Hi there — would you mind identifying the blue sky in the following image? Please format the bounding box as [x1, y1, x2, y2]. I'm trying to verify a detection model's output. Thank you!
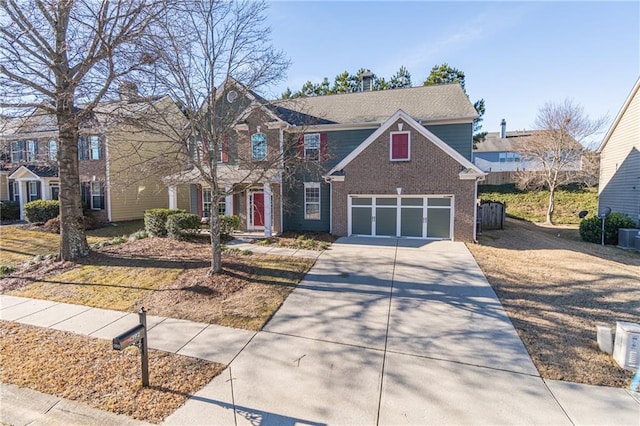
[263, 1, 639, 141]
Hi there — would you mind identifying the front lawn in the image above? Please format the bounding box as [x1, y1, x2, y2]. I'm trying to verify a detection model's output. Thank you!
[0, 220, 145, 267]
[1, 232, 315, 330]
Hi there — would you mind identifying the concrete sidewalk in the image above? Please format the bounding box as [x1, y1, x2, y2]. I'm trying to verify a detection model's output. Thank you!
[1, 238, 639, 425]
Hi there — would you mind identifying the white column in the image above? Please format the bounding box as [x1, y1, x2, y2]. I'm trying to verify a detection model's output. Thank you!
[263, 182, 272, 237]
[18, 181, 25, 220]
[168, 185, 177, 209]
[225, 184, 232, 215]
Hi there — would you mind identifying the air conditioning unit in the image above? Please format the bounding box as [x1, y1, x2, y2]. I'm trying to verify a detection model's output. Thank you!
[617, 228, 640, 249]
[613, 321, 640, 371]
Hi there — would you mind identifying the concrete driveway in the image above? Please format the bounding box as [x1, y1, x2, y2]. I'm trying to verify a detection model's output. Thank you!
[163, 238, 597, 425]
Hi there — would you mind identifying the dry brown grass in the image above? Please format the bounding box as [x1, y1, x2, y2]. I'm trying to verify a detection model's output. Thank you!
[467, 218, 640, 387]
[1, 234, 315, 330]
[0, 321, 224, 423]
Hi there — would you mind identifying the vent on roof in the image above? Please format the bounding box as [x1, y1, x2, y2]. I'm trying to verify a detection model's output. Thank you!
[500, 119, 506, 139]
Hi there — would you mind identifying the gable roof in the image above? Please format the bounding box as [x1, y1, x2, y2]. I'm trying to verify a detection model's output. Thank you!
[275, 83, 477, 125]
[598, 76, 640, 153]
[8, 164, 57, 179]
[474, 131, 537, 152]
[325, 110, 485, 181]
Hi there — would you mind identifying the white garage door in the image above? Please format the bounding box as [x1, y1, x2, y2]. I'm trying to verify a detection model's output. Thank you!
[349, 195, 453, 239]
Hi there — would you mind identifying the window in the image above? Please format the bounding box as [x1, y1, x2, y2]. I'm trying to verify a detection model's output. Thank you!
[90, 181, 104, 210]
[90, 136, 101, 159]
[79, 135, 101, 160]
[499, 152, 520, 163]
[11, 181, 19, 203]
[304, 182, 321, 220]
[202, 188, 211, 217]
[50, 183, 60, 200]
[28, 181, 39, 201]
[251, 133, 266, 161]
[390, 132, 410, 161]
[202, 188, 226, 217]
[49, 139, 57, 161]
[11, 141, 25, 162]
[304, 134, 320, 161]
[26, 140, 37, 162]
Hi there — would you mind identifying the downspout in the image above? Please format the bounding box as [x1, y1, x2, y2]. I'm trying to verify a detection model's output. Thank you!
[104, 134, 112, 222]
[279, 128, 285, 234]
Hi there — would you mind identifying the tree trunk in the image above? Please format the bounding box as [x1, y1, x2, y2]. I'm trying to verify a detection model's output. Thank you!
[546, 186, 556, 225]
[208, 197, 223, 275]
[56, 109, 89, 261]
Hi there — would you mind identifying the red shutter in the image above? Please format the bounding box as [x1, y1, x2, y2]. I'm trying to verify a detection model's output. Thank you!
[391, 133, 409, 160]
[221, 134, 229, 163]
[320, 133, 328, 161]
[297, 135, 304, 158]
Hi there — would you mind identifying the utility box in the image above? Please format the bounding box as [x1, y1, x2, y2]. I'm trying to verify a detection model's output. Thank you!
[613, 321, 640, 371]
[618, 229, 640, 249]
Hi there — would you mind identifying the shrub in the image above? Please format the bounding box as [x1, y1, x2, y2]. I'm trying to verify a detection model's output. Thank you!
[43, 216, 61, 234]
[579, 212, 636, 245]
[0, 201, 20, 221]
[219, 215, 240, 238]
[128, 229, 148, 241]
[144, 208, 185, 236]
[23, 199, 60, 223]
[167, 213, 201, 240]
[0, 265, 15, 276]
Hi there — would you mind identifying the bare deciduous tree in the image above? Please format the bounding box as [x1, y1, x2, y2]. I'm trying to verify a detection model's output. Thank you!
[0, 0, 162, 260]
[142, 0, 290, 275]
[516, 99, 607, 224]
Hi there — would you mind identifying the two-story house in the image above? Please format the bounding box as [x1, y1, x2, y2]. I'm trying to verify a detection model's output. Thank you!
[1, 88, 185, 222]
[167, 79, 486, 242]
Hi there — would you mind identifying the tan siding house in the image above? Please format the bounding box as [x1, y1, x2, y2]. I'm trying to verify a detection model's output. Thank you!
[1, 94, 186, 222]
[598, 77, 640, 225]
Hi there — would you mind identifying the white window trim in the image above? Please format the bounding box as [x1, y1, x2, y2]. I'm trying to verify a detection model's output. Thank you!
[251, 132, 267, 161]
[304, 182, 321, 221]
[26, 140, 37, 162]
[389, 131, 411, 161]
[304, 133, 320, 161]
[90, 181, 102, 210]
[28, 181, 39, 201]
[49, 139, 57, 161]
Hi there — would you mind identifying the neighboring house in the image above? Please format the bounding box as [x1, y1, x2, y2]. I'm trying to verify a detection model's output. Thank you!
[166, 79, 486, 242]
[473, 119, 582, 183]
[598, 77, 640, 225]
[0, 88, 184, 222]
[473, 120, 530, 173]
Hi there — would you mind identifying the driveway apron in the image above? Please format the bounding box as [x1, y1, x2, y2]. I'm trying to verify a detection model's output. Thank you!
[165, 238, 571, 425]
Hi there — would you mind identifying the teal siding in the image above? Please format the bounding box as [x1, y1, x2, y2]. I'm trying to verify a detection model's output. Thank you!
[325, 129, 376, 169]
[426, 123, 473, 160]
[283, 181, 331, 232]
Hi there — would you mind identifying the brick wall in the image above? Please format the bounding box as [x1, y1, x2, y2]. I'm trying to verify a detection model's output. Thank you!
[331, 118, 477, 241]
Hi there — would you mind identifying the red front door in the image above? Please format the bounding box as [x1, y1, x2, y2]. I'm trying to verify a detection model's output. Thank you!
[252, 192, 264, 227]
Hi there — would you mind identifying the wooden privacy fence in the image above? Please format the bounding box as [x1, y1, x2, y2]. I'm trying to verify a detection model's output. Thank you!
[477, 201, 506, 234]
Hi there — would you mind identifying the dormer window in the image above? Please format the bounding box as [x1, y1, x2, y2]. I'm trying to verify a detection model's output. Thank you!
[251, 132, 266, 161]
[390, 131, 410, 161]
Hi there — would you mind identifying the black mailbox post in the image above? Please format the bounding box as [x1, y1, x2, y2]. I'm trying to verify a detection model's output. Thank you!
[113, 307, 149, 387]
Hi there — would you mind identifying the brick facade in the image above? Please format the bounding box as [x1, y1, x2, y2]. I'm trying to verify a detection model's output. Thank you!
[331, 118, 477, 242]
